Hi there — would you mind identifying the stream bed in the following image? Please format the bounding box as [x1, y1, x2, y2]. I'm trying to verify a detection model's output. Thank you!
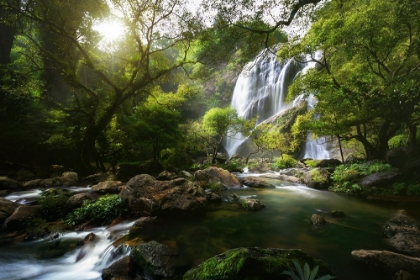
[1, 176, 419, 280]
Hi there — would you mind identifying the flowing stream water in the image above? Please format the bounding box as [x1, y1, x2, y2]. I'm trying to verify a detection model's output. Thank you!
[2, 180, 419, 280]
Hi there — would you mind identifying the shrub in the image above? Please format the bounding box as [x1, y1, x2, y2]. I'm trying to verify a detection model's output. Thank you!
[66, 194, 127, 226]
[38, 189, 71, 220]
[330, 161, 394, 194]
[304, 160, 320, 168]
[221, 159, 244, 172]
[309, 169, 329, 184]
[272, 154, 297, 169]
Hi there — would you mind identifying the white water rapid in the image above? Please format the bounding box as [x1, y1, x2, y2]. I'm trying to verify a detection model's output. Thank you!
[2, 189, 134, 280]
[225, 51, 329, 160]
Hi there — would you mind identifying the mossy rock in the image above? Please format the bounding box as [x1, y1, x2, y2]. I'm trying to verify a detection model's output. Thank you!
[183, 247, 333, 280]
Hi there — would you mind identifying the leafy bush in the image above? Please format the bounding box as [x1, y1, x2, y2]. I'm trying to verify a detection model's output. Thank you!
[38, 189, 71, 220]
[208, 182, 223, 194]
[66, 194, 127, 226]
[304, 160, 320, 168]
[221, 159, 244, 172]
[330, 161, 394, 194]
[272, 154, 297, 169]
[309, 169, 329, 184]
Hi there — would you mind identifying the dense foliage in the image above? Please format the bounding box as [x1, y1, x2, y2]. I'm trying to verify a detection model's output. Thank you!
[279, 0, 420, 160]
[66, 194, 127, 226]
[1, 0, 419, 175]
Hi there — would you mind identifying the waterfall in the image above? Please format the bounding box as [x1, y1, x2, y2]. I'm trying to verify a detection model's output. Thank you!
[225, 51, 329, 160]
[303, 95, 330, 159]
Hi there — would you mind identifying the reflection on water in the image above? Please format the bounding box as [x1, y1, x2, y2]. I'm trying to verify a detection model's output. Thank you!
[1, 182, 418, 280]
[140, 184, 409, 280]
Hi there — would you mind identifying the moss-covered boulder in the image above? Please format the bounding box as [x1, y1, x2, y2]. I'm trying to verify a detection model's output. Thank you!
[183, 247, 333, 280]
[131, 241, 178, 278]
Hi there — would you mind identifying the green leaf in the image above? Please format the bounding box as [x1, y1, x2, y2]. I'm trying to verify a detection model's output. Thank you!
[309, 265, 319, 280]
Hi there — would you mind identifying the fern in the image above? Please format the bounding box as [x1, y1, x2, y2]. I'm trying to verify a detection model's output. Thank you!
[281, 261, 335, 280]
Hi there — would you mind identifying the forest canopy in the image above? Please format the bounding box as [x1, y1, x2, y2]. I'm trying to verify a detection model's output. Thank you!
[1, 0, 419, 173]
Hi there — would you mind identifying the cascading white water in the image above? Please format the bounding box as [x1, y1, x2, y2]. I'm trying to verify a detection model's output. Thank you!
[225, 51, 329, 159]
[225, 52, 304, 157]
[303, 94, 330, 159]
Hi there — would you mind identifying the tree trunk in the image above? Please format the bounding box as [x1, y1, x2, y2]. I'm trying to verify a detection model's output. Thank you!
[0, 0, 19, 65]
[406, 120, 417, 147]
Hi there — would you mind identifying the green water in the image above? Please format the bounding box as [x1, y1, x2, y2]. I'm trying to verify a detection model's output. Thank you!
[140, 183, 419, 280]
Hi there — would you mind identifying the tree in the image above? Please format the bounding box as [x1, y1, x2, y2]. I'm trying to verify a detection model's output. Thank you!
[279, 0, 420, 159]
[6, 0, 204, 172]
[200, 107, 253, 164]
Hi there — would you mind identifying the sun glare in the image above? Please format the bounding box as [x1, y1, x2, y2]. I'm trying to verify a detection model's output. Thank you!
[94, 19, 126, 43]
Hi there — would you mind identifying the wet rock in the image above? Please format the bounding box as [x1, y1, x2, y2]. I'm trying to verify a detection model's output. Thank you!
[351, 250, 420, 275]
[119, 174, 207, 217]
[66, 192, 98, 210]
[0, 198, 20, 224]
[315, 159, 341, 168]
[382, 214, 420, 256]
[91, 180, 123, 194]
[232, 193, 240, 200]
[3, 205, 42, 230]
[17, 169, 36, 181]
[311, 214, 326, 227]
[62, 171, 78, 181]
[23, 179, 43, 188]
[261, 173, 303, 184]
[194, 167, 241, 190]
[387, 232, 420, 257]
[242, 176, 275, 188]
[157, 170, 178, 181]
[76, 233, 99, 261]
[82, 173, 109, 184]
[239, 198, 265, 211]
[129, 217, 158, 234]
[331, 210, 345, 218]
[0, 176, 23, 192]
[392, 270, 418, 280]
[383, 214, 419, 238]
[183, 247, 334, 280]
[102, 256, 138, 280]
[179, 170, 194, 180]
[206, 191, 222, 203]
[358, 171, 399, 188]
[131, 241, 178, 278]
[303, 168, 331, 190]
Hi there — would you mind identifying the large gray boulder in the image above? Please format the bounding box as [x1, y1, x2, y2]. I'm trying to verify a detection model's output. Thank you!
[102, 256, 137, 280]
[382, 214, 419, 238]
[358, 171, 399, 188]
[352, 250, 420, 275]
[239, 198, 265, 211]
[3, 205, 42, 230]
[194, 167, 241, 190]
[119, 174, 207, 217]
[66, 192, 99, 210]
[183, 247, 334, 280]
[91, 180, 123, 194]
[0, 177, 23, 192]
[242, 176, 275, 188]
[131, 241, 178, 278]
[0, 198, 20, 224]
[382, 214, 420, 257]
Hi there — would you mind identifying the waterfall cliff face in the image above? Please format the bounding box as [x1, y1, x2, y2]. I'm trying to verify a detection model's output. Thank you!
[225, 52, 330, 160]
